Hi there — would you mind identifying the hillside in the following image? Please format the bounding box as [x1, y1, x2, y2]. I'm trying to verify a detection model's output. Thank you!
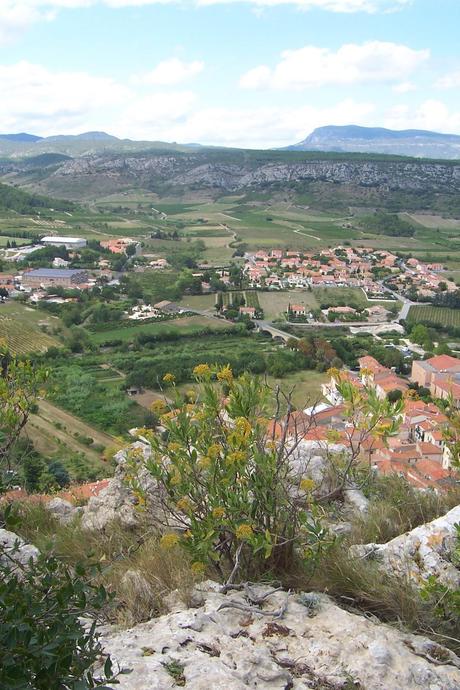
[3, 148, 458, 214]
[0, 181, 74, 213]
[286, 125, 460, 159]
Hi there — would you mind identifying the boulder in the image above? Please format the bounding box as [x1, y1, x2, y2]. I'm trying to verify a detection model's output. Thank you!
[0, 528, 39, 569]
[100, 581, 460, 690]
[46, 497, 81, 524]
[351, 504, 460, 587]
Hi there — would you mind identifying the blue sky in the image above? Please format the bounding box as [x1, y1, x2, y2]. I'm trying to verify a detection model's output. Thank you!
[1, 0, 459, 147]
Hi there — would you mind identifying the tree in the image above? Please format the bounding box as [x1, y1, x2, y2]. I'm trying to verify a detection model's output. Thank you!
[0, 345, 47, 474]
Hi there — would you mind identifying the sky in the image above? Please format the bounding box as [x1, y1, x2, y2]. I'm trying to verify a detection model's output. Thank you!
[1, 0, 460, 147]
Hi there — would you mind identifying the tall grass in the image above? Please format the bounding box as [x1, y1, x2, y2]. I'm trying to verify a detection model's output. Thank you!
[9, 503, 196, 627]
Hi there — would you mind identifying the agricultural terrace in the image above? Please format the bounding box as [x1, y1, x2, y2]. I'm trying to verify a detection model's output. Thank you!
[0, 303, 62, 354]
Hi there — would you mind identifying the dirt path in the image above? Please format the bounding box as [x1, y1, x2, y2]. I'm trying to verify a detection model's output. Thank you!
[27, 414, 103, 463]
[37, 399, 115, 447]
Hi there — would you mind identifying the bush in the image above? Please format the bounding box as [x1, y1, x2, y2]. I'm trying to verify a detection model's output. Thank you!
[0, 509, 116, 689]
[127, 366, 331, 581]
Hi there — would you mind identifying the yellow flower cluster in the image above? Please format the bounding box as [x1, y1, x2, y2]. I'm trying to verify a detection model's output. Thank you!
[169, 470, 182, 486]
[197, 456, 212, 470]
[168, 442, 182, 453]
[235, 524, 254, 540]
[217, 365, 233, 383]
[300, 478, 315, 493]
[235, 417, 252, 436]
[191, 561, 206, 575]
[226, 450, 246, 466]
[176, 496, 193, 513]
[186, 389, 197, 403]
[211, 507, 225, 519]
[193, 363, 211, 378]
[150, 399, 167, 415]
[162, 372, 175, 384]
[160, 533, 180, 549]
[207, 443, 221, 459]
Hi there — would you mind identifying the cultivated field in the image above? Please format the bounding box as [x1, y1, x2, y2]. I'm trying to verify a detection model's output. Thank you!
[90, 314, 235, 344]
[0, 303, 61, 354]
[407, 305, 460, 329]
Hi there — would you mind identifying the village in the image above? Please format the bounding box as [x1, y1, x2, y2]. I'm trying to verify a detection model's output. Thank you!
[278, 351, 460, 493]
[243, 245, 457, 313]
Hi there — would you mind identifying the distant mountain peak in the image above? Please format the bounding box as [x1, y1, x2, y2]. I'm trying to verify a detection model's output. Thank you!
[0, 132, 43, 142]
[284, 124, 460, 159]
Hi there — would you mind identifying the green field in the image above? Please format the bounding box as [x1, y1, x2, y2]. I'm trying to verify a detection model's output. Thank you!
[407, 305, 460, 329]
[0, 303, 62, 354]
[90, 314, 236, 344]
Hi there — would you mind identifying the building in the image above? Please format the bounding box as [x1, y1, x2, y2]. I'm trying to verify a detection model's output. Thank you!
[411, 354, 460, 406]
[239, 306, 256, 318]
[288, 304, 307, 317]
[22, 268, 89, 289]
[41, 236, 87, 249]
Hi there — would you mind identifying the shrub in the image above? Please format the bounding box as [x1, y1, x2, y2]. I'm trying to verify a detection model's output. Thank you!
[0, 509, 116, 689]
[126, 367, 400, 583]
[127, 366, 331, 581]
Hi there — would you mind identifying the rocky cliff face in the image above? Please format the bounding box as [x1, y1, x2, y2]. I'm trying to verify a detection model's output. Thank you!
[48, 153, 460, 194]
[100, 580, 460, 690]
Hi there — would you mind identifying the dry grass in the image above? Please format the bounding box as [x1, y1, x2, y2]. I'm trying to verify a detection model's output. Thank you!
[11, 503, 196, 627]
[349, 475, 460, 545]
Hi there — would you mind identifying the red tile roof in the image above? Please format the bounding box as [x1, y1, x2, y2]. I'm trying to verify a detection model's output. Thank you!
[426, 354, 460, 371]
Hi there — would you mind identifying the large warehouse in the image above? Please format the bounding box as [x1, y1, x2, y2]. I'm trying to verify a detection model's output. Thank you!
[41, 236, 87, 249]
[22, 268, 89, 288]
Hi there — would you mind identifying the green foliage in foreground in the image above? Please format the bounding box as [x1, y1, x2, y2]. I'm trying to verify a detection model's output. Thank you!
[128, 366, 401, 581]
[0, 509, 116, 690]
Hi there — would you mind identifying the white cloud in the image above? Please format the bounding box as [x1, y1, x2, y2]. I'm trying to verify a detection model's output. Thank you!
[384, 99, 460, 134]
[113, 97, 376, 148]
[240, 41, 429, 90]
[436, 71, 460, 89]
[0, 0, 411, 43]
[0, 61, 130, 134]
[392, 81, 416, 93]
[134, 58, 204, 86]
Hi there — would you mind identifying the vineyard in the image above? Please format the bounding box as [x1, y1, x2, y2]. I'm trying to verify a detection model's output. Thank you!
[407, 305, 460, 329]
[217, 290, 261, 311]
[0, 313, 60, 354]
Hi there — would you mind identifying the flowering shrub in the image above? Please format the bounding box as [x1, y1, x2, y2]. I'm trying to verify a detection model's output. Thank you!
[127, 366, 331, 581]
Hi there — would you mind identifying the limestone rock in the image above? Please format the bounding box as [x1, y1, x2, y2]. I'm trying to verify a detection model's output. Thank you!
[351, 504, 460, 587]
[81, 441, 157, 531]
[101, 583, 460, 690]
[46, 497, 81, 524]
[0, 528, 39, 568]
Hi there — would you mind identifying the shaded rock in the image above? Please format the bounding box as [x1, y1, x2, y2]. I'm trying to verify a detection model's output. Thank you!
[0, 528, 39, 568]
[351, 504, 460, 587]
[46, 497, 81, 524]
[101, 583, 460, 690]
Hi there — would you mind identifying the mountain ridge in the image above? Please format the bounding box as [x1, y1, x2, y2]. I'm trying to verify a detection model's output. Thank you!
[285, 125, 460, 159]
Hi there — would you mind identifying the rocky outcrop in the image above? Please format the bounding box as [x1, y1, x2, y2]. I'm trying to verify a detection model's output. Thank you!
[351, 504, 460, 587]
[81, 441, 158, 531]
[101, 580, 460, 689]
[27, 151, 460, 197]
[46, 497, 81, 525]
[0, 528, 39, 568]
